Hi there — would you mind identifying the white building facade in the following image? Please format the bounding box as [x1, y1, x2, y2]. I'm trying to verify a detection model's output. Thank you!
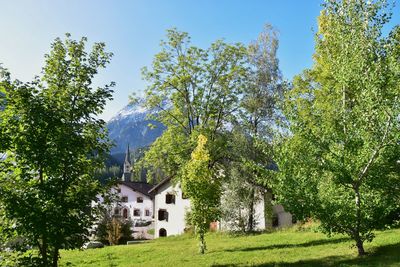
[112, 181, 154, 222]
[96, 145, 155, 224]
[149, 177, 292, 238]
[149, 177, 190, 238]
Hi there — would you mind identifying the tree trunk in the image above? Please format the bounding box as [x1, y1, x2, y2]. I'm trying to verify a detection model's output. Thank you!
[199, 232, 206, 254]
[355, 237, 365, 256]
[264, 191, 273, 231]
[247, 188, 255, 232]
[39, 236, 48, 267]
[52, 248, 59, 267]
[354, 184, 365, 256]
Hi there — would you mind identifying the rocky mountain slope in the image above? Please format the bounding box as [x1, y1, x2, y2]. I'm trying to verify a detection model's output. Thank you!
[106, 99, 165, 155]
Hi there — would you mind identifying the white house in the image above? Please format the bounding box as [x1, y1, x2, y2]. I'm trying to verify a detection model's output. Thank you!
[111, 181, 154, 222]
[148, 177, 190, 238]
[98, 145, 154, 224]
[149, 177, 292, 238]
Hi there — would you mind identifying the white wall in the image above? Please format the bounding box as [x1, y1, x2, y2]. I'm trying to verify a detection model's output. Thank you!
[154, 181, 190, 238]
[113, 184, 153, 222]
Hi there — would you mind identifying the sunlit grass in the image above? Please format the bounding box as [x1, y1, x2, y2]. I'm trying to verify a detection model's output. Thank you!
[60, 227, 400, 267]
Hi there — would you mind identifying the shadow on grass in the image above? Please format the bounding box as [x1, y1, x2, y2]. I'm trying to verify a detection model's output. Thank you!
[213, 242, 400, 267]
[222, 237, 352, 252]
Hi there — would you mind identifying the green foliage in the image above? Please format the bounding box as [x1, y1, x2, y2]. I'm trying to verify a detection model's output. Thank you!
[0, 34, 114, 266]
[221, 129, 269, 232]
[139, 28, 248, 183]
[95, 207, 133, 246]
[95, 165, 121, 184]
[182, 135, 221, 254]
[222, 25, 284, 232]
[275, 0, 400, 256]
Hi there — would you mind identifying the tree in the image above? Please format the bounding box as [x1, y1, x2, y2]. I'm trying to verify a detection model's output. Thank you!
[275, 0, 400, 256]
[182, 134, 221, 254]
[0, 34, 114, 266]
[138, 29, 249, 252]
[221, 128, 272, 232]
[95, 202, 134, 245]
[139, 28, 248, 182]
[227, 25, 283, 231]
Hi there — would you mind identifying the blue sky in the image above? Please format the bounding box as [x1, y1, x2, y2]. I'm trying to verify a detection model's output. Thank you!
[0, 0, 399, 120]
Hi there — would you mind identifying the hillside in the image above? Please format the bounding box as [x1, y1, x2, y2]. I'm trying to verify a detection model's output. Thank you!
[60, 228, 400, 267]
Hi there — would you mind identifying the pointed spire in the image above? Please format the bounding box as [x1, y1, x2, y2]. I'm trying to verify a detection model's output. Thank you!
[125, 144, 131, 165]
[122, 144, 132, 182]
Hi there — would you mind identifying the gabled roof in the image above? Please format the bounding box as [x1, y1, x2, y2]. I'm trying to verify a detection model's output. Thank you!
[118, 181, 155, 198]
[148, 177, 172, 194]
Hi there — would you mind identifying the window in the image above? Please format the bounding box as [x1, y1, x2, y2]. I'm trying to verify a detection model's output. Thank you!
[114, 208, 120, 216]
[137, 197, 143, 203]
[165, 193, 175, 204]
[158, 209, 168, 221]
[123, 208, 128, 219]
[272, 214, 279, 227]
[181, 191, 188, 199]
[134, 209, 140, 217]
[145, 209, 150, 216]
[121, 196, 128, 202]
[116, 188, 121, 193]
[159, 228, 167, 237]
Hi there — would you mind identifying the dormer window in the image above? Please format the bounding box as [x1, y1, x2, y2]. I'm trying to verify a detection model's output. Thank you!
[137, 197, 143, 203]
[165, 193, 175, 204]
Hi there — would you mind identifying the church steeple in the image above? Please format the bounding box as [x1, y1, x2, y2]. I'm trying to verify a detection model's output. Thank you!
[122, 144, 132, 182]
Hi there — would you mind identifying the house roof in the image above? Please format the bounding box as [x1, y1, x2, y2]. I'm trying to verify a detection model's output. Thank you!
[148, 177, 172, 194]
[118, 181, 155, 198]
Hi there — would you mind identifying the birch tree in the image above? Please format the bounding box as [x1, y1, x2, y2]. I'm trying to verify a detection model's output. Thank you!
[275, 0, 400, 256]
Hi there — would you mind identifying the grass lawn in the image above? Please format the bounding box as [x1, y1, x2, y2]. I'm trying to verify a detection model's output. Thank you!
[60, 227, 400, 267]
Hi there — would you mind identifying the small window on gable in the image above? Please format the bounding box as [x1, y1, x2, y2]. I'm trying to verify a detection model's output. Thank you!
[121, 196, 128, 202]
[137, 197, 143, 203]
[145, 209, 150, 216]
[165, 193, 175, 204]
[134, 209, 140, 217]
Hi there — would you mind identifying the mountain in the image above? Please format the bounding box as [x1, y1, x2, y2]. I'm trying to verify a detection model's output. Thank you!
[106, 99, 165, 155]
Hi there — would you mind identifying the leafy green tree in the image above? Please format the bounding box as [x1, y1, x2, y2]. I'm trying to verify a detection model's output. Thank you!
[228, 25, 283, 231]
[182, 134, 221, 254]
[139, 28, 248, 182]
[0, 34, 114, 266]
[275, 0, 400, 256]
[221, 128, 271, 232]
[94, 201, 134, 245]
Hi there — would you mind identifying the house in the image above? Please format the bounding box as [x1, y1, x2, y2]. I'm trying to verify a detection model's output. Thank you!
[149, 176, 292, 238]
[148, 177, 190, 238]
[99, 145, 154, 223]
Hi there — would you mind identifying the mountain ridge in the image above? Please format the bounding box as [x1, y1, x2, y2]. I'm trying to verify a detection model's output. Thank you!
[106, 99, 165, 155]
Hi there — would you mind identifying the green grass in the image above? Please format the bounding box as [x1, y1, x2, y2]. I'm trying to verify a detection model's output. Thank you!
[60, 228, 400, 267]
[146, 228, 155, 235]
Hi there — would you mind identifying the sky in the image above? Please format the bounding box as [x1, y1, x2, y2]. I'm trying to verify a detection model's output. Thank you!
[1, 0, 399, 121]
